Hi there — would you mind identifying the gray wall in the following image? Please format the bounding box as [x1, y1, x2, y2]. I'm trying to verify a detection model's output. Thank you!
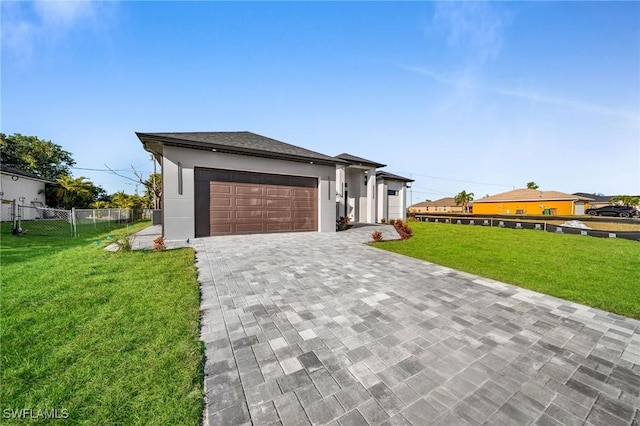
[162, 146, 337, 241]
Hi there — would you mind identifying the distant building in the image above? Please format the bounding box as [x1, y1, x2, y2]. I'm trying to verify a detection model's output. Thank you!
[1, 164, 55, 221]
[573, 193, 612, 209]
[409, 197, 465, 214]
[473, 189, 593, 216]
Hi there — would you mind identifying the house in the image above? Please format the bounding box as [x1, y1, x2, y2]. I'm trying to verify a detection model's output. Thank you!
[376, 171, 414, 222]
[335, 153, 386, 224]
[573, 193, 612, 209]
[409, 197, 465, 214]
[472, 189, 594, 216]
[137, 132, 413, 240]
[0, 164, 54, 221]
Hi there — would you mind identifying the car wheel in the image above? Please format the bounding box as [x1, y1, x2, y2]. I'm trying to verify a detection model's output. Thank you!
[587, 211, 597, 215]
[619, 212, 630, 218]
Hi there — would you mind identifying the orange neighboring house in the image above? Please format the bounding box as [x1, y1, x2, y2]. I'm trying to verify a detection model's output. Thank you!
[472, 189, 594, 216]
[409, 197, 465, 214]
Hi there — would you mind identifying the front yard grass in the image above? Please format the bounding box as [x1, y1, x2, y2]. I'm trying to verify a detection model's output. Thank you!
[374, 222, 640, 320]
[0, 222, 203, 424]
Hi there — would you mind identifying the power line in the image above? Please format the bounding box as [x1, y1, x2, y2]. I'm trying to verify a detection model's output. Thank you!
[389, 170, 513, 188]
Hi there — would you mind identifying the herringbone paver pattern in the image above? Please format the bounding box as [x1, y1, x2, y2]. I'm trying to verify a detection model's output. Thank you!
[195, 225, 640, 425]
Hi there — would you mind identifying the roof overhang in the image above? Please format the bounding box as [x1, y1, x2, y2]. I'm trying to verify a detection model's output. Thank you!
[136, 132, 347, 167]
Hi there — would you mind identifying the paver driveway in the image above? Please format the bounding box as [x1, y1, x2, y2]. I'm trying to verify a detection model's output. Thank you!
[194, 225, 640, 425]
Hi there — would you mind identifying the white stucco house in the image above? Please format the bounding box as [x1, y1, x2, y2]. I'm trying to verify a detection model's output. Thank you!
[137, 132, 413, 241]
[0, 164, 54, 221]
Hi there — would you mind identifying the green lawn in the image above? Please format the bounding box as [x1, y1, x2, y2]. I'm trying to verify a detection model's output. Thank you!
[375, 222, 640, 319]
[0, 221, 203, 425]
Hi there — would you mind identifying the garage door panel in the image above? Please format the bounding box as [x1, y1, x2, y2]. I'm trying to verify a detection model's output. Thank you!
[265, 199, 292, 209]
[210, 210, 232, 220]
[266, 187, 292, 197]
[235, 210, 265, 219]
[235, 184, 263, 194]
[293, 188, 315, 197]
[265, 210, 292, 220]
[235, 198, 264, 207]
[210, 223, 232, 234]
[198, 169, 317, 236]
[210, 184, 232, 194]
[235, 223, 265, 233]
[266, 222, 292, 231]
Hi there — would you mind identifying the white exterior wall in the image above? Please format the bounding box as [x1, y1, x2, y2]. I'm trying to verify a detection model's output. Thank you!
[376, 178, 408, 222]
[0, 173, 48, 221]
[162, 146, 337, 241]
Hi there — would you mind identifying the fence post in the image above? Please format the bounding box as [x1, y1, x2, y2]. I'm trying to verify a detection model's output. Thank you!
[71, 207, 76, 237]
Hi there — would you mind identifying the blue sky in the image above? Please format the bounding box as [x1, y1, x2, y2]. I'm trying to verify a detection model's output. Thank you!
[2, 1, 639, 201]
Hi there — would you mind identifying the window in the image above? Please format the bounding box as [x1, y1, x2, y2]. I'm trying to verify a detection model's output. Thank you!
[387, 189, 398, 196]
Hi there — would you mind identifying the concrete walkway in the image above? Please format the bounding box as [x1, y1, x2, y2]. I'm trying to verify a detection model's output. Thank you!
[194, 226, 639, 425]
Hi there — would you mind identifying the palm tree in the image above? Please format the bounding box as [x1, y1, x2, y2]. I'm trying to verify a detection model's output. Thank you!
[454, 190, 475, 213]
[54, 175, 94, 208]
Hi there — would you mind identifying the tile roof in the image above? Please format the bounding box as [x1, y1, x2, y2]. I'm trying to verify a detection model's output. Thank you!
[376, 171, 414, 182]
[410, 197, 458, 208]
[475, 189, 594, 203]
[0, 164, 56, 183]
[335, 153, 386, 168]
[136, 131, 347, 166]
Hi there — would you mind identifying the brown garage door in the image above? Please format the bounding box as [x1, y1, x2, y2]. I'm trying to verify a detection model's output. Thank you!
[195, 168, 317, 236]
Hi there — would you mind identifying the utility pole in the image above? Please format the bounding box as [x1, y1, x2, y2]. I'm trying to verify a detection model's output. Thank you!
[151, 155, 158, 209]
[409, 173, 413, 207]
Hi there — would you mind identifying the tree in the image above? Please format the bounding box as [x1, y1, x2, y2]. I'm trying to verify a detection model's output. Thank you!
[454, 190, 474, 213]
[611, 195, 640, 206]
[0, 133, 75, 180]
[51, 176, 97, 208]
[110, 191, 146, 210]
[143, 173, 162, 209]
[526, 182, 539, 190]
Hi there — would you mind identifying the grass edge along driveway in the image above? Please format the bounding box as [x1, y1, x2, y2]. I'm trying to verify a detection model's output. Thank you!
[374, 222, 640, 320]
[1, 223, 203, 425]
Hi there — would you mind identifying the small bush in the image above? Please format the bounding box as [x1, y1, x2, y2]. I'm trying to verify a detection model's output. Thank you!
[117, 235, 134, 251]
[153, 236, 166, 251]
[371, 230, 383, 242]
[380, 218, 386, 224]
[336, 216, 351, 231]
[393, 219, 413, 240]
[389, 219, 397, 226]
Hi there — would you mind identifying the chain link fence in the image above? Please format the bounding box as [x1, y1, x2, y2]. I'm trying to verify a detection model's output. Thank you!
[1, 199, 151, 237]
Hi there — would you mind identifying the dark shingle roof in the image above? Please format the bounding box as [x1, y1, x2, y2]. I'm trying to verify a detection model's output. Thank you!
[376, 171, 414, 182]
[0, 164, 56, 183]
[334, 153, 386, 168]
[573, 193, 612, 203]
[136, 131, 347, 166]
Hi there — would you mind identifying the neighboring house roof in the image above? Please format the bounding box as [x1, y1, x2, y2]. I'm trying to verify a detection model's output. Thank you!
[411, 197, 459, 208]
[136, 131, 347, 167]
[376, 171, 414, 182]
[335, 153, 386, 169]
[475, 189, 594, 203]
[573, 193, 612, 203]
[0, 164, 56, 184]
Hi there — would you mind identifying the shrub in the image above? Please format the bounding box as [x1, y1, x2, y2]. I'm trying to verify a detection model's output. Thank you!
[371, 230, 383, 242]
[380, 218, 386, 224]
[336, 216, 351, 231]
[153, 236, 166, 251]
[393, 219, 413, 240]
